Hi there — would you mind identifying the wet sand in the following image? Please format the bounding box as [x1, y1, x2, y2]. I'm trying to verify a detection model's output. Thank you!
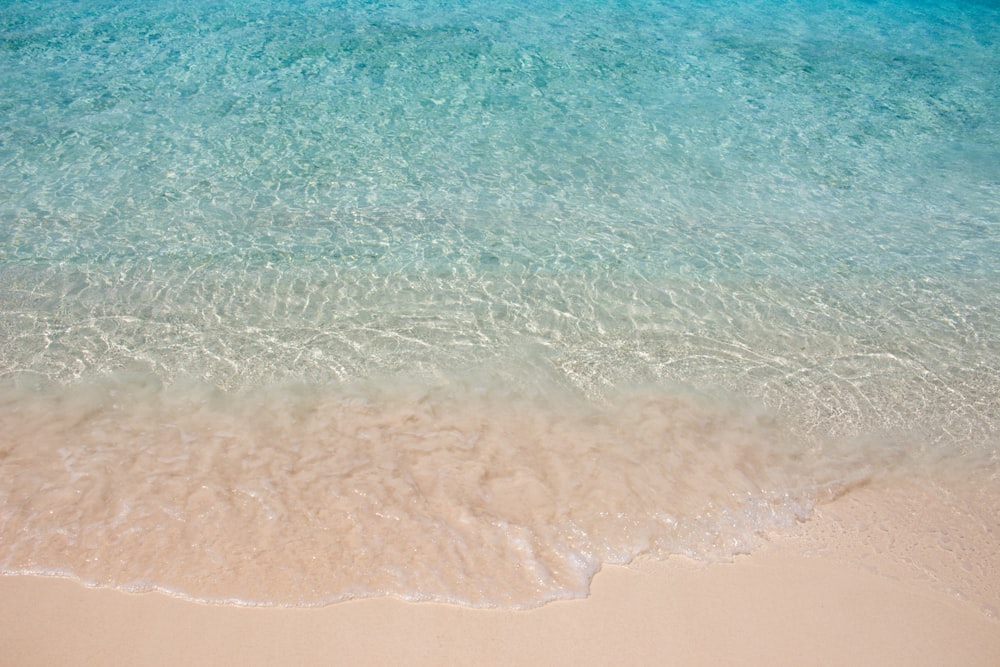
[2, 482, 998, 666]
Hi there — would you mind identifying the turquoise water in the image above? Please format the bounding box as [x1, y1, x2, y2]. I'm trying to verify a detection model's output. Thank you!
[1, 0, 998, 607]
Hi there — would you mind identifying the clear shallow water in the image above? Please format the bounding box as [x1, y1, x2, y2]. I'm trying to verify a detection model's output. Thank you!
[1, 0, 998, 607]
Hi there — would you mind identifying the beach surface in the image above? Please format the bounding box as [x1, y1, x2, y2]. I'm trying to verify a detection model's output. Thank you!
[2, 481, 997, 667]
[2, 2, 999, 663]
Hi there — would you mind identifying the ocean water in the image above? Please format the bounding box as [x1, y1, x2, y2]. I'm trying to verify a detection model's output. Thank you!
[1, 0, 998, 607]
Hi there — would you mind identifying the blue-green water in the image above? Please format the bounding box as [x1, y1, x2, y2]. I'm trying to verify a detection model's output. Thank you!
[1, 0, 998, 607]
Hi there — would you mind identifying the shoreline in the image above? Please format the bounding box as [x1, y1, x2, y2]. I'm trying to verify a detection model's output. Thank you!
[1, 481, 998, 666]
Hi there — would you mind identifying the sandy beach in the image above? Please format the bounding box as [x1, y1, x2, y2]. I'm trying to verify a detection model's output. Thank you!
[2, 480, 997, 667]
[2, 1, 999, 665]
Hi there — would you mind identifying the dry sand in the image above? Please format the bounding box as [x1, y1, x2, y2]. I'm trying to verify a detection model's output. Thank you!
[1, 481, 998, 666]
